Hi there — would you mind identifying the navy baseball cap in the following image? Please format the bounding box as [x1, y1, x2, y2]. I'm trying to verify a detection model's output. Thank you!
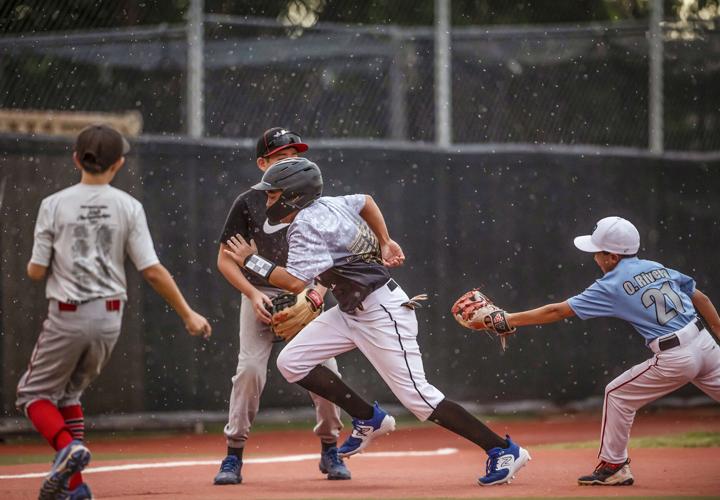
[256, 127, 308, 158]
[75, 124, 130, 171]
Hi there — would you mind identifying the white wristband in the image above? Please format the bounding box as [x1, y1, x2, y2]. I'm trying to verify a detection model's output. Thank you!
[244, 254, 276, 280]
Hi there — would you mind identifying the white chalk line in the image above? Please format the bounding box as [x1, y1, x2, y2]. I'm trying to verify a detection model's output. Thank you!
[0, 447, 458, 479]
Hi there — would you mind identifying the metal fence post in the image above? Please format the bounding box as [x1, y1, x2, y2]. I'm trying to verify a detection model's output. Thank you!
[649, 0, 664, 153]
[434, 0, 452, 147]
[389, 27, 408, 140]
[187, 0, 204, 138]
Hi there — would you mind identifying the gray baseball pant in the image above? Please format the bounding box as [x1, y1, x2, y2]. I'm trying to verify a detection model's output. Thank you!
[16, 298, 123, 412]
[223, 287, 344, 448]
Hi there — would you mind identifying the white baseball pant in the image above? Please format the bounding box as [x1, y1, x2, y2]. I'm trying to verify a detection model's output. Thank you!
[599, 319, 720, 463]
[276, 280, 445, 421]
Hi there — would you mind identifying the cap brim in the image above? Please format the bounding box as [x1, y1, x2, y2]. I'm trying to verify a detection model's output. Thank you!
[262, 142, 308, 158]
[574, 235, 602, 253]
[251, 180, 274, 191]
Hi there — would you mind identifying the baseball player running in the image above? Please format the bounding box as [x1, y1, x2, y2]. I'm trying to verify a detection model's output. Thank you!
[222, 157, 531, 486]
[214, 128, 350, 485]
[16, 124, 211, 500]
[455, 216, 720, 485]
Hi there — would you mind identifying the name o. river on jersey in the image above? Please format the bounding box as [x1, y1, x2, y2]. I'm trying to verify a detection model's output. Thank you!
[622, 267, 671, 295]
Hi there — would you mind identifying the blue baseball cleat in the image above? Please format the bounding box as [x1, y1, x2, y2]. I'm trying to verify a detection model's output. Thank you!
[338, 402, 396, 458]
[478, 435, 531, 486]
[213, 455, 243, 485]
[68, 482, 93, 499]
[318, 446, 352, 480]
[38, 440, 91, 500]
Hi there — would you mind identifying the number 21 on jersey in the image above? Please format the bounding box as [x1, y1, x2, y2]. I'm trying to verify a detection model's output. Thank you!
[641, 282, 685, 325]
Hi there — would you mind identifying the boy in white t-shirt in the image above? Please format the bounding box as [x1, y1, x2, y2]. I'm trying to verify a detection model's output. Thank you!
[16, 124, 212, 500]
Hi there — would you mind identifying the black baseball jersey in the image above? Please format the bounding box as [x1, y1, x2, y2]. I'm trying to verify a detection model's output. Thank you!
[219, 189, 288, 287]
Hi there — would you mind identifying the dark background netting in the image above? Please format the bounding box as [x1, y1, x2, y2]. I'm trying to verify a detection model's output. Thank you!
[1, 136, 718, 415]
[1, 1, 719, 417]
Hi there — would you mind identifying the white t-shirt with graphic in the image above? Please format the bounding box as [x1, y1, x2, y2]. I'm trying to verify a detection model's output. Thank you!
[31, 183, 159, 302]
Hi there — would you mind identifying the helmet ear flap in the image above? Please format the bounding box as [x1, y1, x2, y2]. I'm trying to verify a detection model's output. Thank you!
[266, 198, 296, 224]
[255, 158, 323, 222]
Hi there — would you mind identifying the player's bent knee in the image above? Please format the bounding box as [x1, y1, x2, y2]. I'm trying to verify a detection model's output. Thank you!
[233, 361, 266, 382]
[321, 357, 341, 377]
[276, 348, 309, 383]
[405, 404, 435, 421]
[604, 385, 620, 405]
[604, 375, 626, 396]
[604, 384, 633, 409]
[397, 387, 445, 421]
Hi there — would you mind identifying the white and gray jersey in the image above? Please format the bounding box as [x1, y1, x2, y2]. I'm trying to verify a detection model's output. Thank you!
[30, 183, 159, 302]
[286, 194, 391, 312]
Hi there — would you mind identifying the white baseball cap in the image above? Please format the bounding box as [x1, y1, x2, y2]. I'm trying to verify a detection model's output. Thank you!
[573, 216, 640, 255]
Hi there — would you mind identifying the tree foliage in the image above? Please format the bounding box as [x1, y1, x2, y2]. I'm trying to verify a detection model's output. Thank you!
[4, 0, 716, 34]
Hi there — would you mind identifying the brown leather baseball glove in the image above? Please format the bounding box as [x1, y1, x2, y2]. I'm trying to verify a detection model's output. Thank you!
[269, 288, 324, 341]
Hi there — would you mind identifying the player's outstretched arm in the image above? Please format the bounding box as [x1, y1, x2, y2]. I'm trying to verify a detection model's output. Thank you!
[691, 289, 720, 336]
[141, 263, 212, 338]
[506, 301, 576, 330]
[359, 195, 405, 267]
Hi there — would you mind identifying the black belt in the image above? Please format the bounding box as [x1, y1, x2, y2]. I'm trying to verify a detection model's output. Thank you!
[658, 318, 702, 352]
[352, 279, 398, 312]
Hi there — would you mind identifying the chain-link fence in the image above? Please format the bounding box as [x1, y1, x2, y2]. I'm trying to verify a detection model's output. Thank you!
[1, 3, 718, 150]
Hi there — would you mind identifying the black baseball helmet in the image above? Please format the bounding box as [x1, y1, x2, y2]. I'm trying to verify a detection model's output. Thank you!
[256, 127, 308, 159]
[252, 157, 323, 223]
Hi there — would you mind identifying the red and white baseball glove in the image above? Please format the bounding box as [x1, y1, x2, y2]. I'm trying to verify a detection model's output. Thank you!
[451, 289, 516, 349]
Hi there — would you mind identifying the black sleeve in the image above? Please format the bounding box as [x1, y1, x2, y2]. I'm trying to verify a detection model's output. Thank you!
[218, 193, 251, 245]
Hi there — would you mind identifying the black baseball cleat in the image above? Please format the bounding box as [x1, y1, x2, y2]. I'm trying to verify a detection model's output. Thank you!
[318, 446, 351, 480]
[214, 455, 242, 485]
[578, 458, 634, 486]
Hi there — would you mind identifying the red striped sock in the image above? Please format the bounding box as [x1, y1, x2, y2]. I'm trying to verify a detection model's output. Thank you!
[59, 405, 84, 441]
[59, 405, 85, 490]
[26, 400, 73, 450]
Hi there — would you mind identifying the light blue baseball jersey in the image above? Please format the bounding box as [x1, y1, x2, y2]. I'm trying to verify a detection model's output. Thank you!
[567, 257, 697, 343]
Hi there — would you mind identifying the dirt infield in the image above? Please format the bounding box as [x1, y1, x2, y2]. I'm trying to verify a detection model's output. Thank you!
[1, 408, 719, 499]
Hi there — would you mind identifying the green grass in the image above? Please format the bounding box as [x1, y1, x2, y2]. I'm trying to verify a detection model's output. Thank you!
[200, 412, 531, 433]
[3, 430, 718, 467]
[538, 431, 720, 450]
[0, 416, 430, 446]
